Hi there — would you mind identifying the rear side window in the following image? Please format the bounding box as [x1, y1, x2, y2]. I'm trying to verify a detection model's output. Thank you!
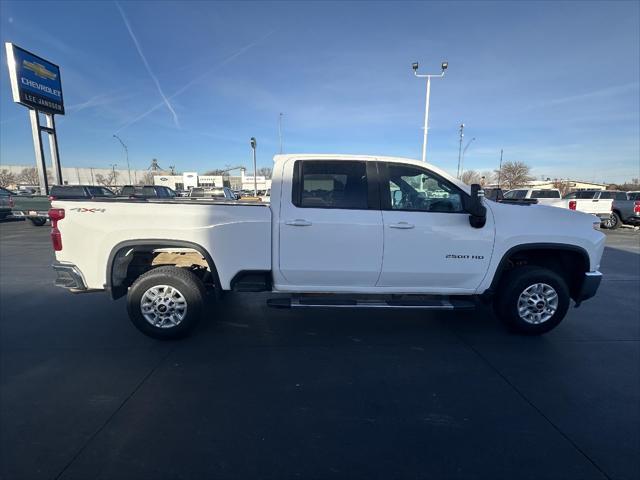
[504, 190, 527, 199]
[50, 186, 86, 197]
[572, 191, 597, 199]
[598, 191, 622, 200]
[293, 161, 368, 209]
[628, 192, 640, 201]
[120, 186, 135, 196]
[531, 190, 560, 199]
[86, 186, 114, 197]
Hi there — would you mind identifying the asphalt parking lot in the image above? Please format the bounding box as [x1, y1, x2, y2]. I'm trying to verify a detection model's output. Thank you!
[0, 220, 638, 480]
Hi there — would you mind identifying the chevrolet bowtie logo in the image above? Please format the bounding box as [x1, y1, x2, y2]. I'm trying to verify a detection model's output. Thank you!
[23, 60, 57, 80]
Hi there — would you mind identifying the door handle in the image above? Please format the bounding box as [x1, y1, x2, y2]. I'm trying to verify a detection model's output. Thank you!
[285, 219, 312, 227]
[389, 222, 415, 229]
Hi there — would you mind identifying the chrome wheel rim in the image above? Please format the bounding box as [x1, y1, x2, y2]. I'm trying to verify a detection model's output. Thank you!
[140, 285, 188, 328]
[517, 283, 558, 324]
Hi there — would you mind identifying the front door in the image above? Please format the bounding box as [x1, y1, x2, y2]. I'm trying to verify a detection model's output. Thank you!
[377, 162, 494, 293]
[278, 159, 383, 288]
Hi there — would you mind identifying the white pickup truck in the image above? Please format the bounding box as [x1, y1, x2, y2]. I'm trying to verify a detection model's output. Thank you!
[50, 154, 605, 339]
[549, 190, 629, 227]
[503, 188, 562, 206]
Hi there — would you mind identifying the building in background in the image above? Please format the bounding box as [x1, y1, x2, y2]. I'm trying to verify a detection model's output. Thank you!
[1, 163, 273, 192]
[154, 170, 271, 192]
[153, 173, 224, 191]
[0, 164, 153, 188]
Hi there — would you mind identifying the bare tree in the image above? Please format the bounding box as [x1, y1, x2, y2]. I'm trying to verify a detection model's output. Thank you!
[257, 167, 272, 178]
[460, 170, 482, 185]
[0, 169, 16, 188]
[494, 161, 534, 189]
[18, 167, 40, 185]
[552, 180, 573, 196]
[138, 172, 155, 185]
[95, 171, 118, 187]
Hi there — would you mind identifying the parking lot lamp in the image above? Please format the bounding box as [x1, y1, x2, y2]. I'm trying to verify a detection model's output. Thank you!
[412, 60, 447, 162]
[250, 137, 257, 196]
[460, 137, 476, 177]
[457, 123, 464, 178]
[112, 134, 131, 184]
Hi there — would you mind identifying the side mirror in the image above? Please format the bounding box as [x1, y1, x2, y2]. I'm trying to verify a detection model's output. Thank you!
[466, 184, 487, 228]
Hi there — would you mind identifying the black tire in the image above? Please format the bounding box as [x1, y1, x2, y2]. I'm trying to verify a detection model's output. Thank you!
[494, 266, 570, 335]
[30, 217, 47, 226]
[603, 212, 621, 230]
[126, 266, 206, 339]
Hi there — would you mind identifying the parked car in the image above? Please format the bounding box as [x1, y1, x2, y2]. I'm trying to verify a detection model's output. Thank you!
[119, 185, 177, 198]
[503, 188, 561, 206]
[50, 185, 116, 199]
[549, 190, 628, 226]
[610, 191, 640, 229]
[12, 185, 116, 226]
[0, 187, 15, 220]
[189, 187, 236, 200]
[50, 154, 604, 340]
[15, 187, 38, 196]
[483, 187, 504, 202]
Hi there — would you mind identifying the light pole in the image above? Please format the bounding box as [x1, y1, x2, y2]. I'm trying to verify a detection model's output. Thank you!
[412, 60, 447, 163]
[250, 137, 258, 196]
[278, 113, 284, 154]
[456, 123, 464, 178]
[109, 163, 118, 187]
[497, 149, 503, 188]
[460, 137, 476, 177]
[112, 134, 131, 184]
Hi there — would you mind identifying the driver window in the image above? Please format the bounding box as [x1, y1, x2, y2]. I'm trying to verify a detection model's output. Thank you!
[388, 164, 463, 213]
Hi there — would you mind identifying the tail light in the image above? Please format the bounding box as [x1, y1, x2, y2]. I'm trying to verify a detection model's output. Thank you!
[634, 201, 640, 214]
[8, 196, 14, 208]
[569, 200, 577, 210]
[48, 208, 65, 251]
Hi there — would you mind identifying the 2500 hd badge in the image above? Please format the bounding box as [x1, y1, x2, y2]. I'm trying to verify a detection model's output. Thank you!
[446, 254, 485, 260]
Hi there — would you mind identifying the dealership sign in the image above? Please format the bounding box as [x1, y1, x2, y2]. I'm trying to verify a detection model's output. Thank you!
[5, 43, 65, 115]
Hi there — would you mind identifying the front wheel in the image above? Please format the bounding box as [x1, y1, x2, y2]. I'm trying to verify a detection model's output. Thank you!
[127, 266, 206, 339]
[494, 266, 570, 335]
[30, 217, 47, 226]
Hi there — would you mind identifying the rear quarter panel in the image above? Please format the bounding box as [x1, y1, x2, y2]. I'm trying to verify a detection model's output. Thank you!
[52, 200, 272, 290]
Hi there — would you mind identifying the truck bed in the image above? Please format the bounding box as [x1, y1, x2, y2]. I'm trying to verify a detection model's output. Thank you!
[52, 198, 272, 290]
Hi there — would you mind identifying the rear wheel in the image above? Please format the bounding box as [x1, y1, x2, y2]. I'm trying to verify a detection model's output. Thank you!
[127, 266, 206, 339]
[30, 217, 47, 226]
[494, 266, 570, 335]
[603, 212, 620, 230]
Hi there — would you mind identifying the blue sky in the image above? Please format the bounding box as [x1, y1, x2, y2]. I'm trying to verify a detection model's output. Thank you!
[1, 0, 638, 182]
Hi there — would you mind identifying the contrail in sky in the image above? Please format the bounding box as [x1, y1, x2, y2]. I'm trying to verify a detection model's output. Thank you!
[115, 1, 180, 127]
[116, 30, 274, 133]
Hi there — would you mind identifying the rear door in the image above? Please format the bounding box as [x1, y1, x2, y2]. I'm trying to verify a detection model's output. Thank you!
[278, 159, 383, 287]
[594, 191, 618, 215]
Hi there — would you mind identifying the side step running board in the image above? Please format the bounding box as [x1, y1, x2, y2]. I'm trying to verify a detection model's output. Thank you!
[267, 297, 475, 310]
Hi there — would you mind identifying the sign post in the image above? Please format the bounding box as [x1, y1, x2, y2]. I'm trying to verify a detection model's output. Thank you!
[5, 42, 65, 194]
